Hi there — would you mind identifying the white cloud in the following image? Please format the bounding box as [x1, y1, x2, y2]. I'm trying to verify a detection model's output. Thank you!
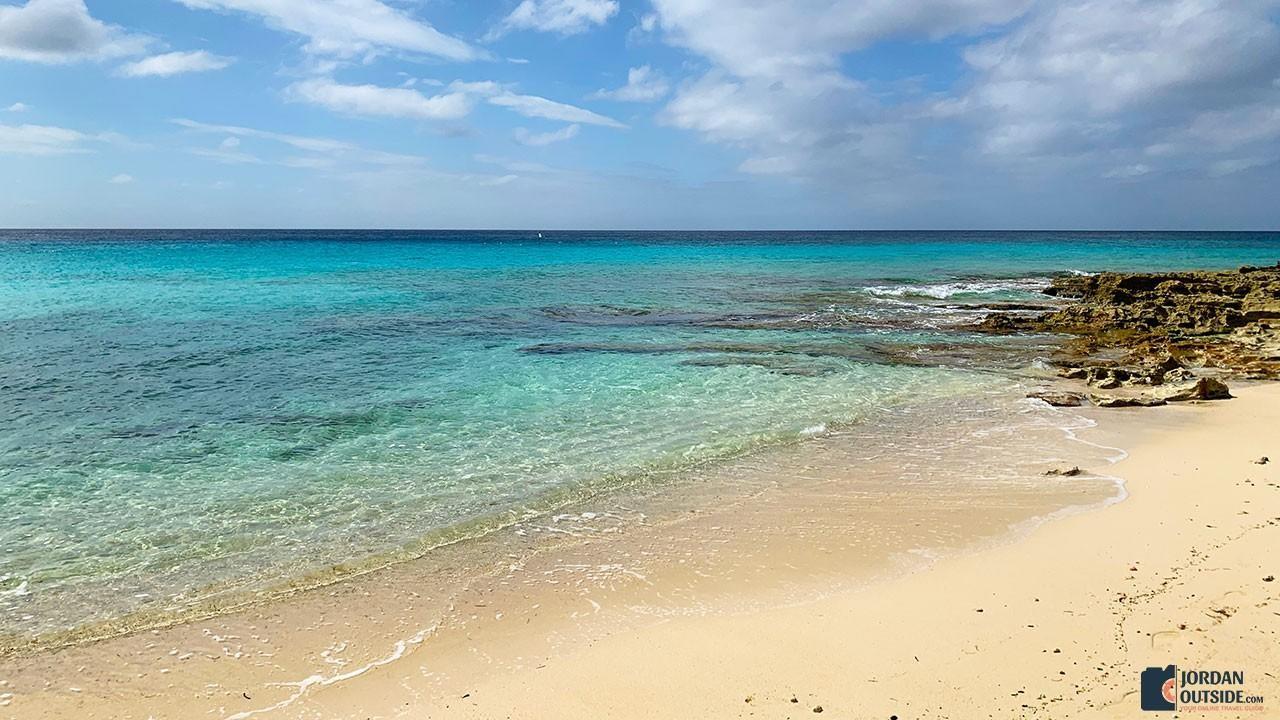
[290, 77, 626, 129]
[286, 77, 473, 120]
[661, 71, 908, 182]
[651, 0, 1029, 79]
[514, 124, 580, 146]
[0, 0, 150, 63]
[490, 0, 618, 37]
[489, 91, 625, 128]
[625, 11, 659, 43]
[173, 0, 478, 60]
[6, 102, 30, 112]
[189, 146, 262, 164]
[650, 0, 1027, 188]
[174, 118, 351, 153]
[953, 0, 1280, 157]
[109, 173, 134, 184]
[173, 118, 428, 166]
[117, 50, 234, 77]
[652, 0, 1280, 192]
[1180, 103, 1280, 152]
[593, 65, 669, 102]
[0, 123, 89, 154]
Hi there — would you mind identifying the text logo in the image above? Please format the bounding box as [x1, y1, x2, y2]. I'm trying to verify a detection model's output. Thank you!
[1142, 665, 1177, 711]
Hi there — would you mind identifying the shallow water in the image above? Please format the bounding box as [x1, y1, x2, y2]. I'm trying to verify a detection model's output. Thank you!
[1, 230, 1277, 642]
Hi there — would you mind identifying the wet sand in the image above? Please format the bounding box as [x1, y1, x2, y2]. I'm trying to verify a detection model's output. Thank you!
[396, 385, 1280, 720]
[3, 387, 1277, 718]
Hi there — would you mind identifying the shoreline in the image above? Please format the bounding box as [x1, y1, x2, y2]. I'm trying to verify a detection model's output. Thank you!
[9, 383, 1276, 718]
[2, 382, 1127, 719]
[0, 377, 1077, 658]
[2, 259, 1277, 719]
[317, 384, 1280, 719]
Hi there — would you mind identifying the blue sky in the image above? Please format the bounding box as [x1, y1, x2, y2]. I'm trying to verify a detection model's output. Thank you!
[2, 0, 1279, 229]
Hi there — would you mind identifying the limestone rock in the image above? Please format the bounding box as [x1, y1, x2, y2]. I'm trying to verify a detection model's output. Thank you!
[1157, 377, 1233, 402]
[1027, 390, 1086, 407]
[973, 263, 1280, 380]
[1089, 394, 1168, 408]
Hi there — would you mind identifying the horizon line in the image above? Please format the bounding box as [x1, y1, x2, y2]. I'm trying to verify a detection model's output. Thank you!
[3, 227, 1280, 234]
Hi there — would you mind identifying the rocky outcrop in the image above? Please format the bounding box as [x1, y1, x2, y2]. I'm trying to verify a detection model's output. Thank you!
[1026, 390, 1086, 407]
[1155, 377, 1233, 401]
[988, 263, 1280, 408]
[1088, 394, 1168, 408]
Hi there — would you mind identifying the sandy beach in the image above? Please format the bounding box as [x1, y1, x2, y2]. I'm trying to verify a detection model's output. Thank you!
[5, 0, 1280, 712]
[300, 385, 1280, 720]
[5, 382, 1276, 719]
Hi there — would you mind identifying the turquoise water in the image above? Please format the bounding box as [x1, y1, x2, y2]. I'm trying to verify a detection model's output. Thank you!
[1, 230, 1278, 640]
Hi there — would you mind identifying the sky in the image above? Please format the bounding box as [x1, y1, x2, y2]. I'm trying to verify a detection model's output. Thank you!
[1, 0, 1279, 229]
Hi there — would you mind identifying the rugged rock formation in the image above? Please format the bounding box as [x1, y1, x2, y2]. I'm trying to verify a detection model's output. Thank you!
[981, 263, 1280, 408]
[1026, 390, 1086, 407]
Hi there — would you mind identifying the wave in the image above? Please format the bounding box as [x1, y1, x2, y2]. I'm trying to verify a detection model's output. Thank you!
[861, 278, 1052, 300]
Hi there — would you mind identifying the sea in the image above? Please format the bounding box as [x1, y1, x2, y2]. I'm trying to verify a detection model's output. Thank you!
[2, 230, 1278, 645]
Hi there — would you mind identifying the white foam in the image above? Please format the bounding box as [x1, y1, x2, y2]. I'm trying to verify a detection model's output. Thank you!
[225, 622, 440, 720]
[862, 278, 1050, 300]
[0, 581, 29, 598]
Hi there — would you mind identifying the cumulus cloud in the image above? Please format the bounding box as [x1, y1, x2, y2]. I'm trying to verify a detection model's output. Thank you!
[490, 0, 619, 37]
[286, 77, 474, 120]
[593, 66, 669, 102]
[661, 70, 913, 187]
[651, 0, 1029, 79]
[951, 0, 1280, 159]
[649, 0, 1030, 190]
[173, 0, 478, 60]
[514, 124, 580, 146]
[108, 173, 134, 184]
[653, 0, 1280, 191]
[6, 102, 30, 112]
[117, 50, 234, 77]
[0, 0, 150, 63]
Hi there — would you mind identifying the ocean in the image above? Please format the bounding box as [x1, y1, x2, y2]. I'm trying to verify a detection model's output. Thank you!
[2, 230, 1278, 644]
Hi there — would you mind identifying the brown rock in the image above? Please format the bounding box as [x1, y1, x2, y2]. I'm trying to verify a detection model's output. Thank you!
[1089, 394, 1167, 408]
[1045, 466, 1082, 476]
[974, 264, 1280, 381]
[1027, 390, 1086, 407]
[1158, 377, 1233, 402]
